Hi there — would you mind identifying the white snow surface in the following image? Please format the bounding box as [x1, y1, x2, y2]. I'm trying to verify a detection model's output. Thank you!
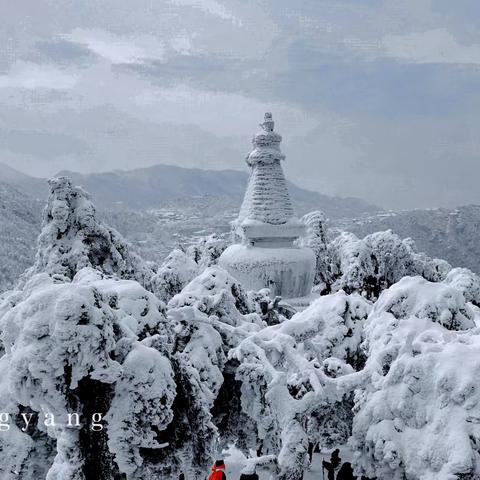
[0, 267, 176, 479]
[20, 176, 157, 293]
[352, 276, 480, 479]
[219, 244, 315, 298]
[152, 248, 199, 303]
[4, 177, 480, 479]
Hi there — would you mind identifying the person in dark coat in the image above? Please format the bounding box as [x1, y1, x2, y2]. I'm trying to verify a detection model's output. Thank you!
[308, 442, 315, 463]
[239, 471, 258, 480]
[336, 462, 356, 480]
[331, 449, 341, 469]
[322, 449, 342, 480]
[322, 460, 334, 480]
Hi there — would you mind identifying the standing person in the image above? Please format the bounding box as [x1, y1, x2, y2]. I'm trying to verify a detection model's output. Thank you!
[336, 462, 356, 480]
[322, 460, 335, 480]
[331, 449, 341, 470]
[208, 460, 227, 480]
[239, 465, 259, 480]
[322, 449, 342, 480]
[307, 442, 315, 463]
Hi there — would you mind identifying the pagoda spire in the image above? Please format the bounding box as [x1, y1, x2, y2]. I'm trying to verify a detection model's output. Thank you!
[236, 112, 303, 245]
[219, 113, 315, 299]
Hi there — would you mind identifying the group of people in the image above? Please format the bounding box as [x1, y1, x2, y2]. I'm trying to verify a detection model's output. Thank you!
[207, 460, 258, 480]
[322, 450, 354, 480]
[322, 450, 374, 480]
[201, 452, 374, 480]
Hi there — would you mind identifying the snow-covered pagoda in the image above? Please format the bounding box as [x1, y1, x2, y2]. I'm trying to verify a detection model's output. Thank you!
[219, 112, 315, 299]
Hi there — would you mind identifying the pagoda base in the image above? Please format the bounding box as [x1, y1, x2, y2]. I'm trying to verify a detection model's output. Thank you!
[218, 244, 315, 298]
[281, 293, 320, 312]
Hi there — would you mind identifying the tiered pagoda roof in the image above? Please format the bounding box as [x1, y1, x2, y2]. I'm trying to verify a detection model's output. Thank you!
[235, 113, 304, 243]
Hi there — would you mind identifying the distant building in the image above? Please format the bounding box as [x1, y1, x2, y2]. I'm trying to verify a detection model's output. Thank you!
[219, 113, 315, 298]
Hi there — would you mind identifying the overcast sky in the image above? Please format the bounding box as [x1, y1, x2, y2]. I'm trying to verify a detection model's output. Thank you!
[1, 0, 479, 209]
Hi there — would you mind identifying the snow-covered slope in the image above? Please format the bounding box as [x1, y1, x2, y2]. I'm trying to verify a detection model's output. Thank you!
[3, 175, 480, 479]
[335, 206, 480, 274]
[0, 182, 42, 293]
[0, 162, 48, 201]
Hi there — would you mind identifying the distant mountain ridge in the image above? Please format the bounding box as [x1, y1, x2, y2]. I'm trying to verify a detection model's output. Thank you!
[54, 163, 381, 218]
[2, 162, 480, 293]
[0, 162, 381, 217]
[0, 162, 381, 292]
[0, 162, 47, 200]
[0, 181, 43, 292]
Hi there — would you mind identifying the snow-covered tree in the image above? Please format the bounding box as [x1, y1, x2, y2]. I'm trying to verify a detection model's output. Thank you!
[0, 178, 221, 479]
[152, 249, 198, 303]
[351, 276, 479, 480]
[328, 232, 375, 296]
[0, 268, 177, 479]
[412, 251, 451, 283]
[168, 266, 265, 453]
[326, 229, 452, 300]
[232, 291, 372, 479]
[21, 177, 156, 292]
[186, 233, 227, 269]
[247, 288, 293, 325]
[223, 444, 277, 478]
[363, 230, 417, 298]
[444, 267, 480, 307]
[300, 211, 331, 291]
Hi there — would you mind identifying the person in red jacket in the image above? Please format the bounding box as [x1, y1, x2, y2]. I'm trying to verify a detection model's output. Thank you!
[208, 460, 226, 480]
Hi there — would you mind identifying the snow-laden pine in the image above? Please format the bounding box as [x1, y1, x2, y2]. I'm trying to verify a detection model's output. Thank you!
[232, 291, 372, 479]
[0, 179, 229, 479]
[2, 183, 480, 480]
[301, 211, 452, 299]
[20, 177, 156, 292]
[352, 276, 480, 479]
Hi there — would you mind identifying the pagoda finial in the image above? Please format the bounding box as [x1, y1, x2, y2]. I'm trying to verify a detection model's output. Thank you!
[260, 112, 274, 132]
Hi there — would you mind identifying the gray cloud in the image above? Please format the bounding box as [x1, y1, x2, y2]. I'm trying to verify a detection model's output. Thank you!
[0, 129, 89, 158]
[0, 0, 480, 209]
[34, 39, 95, 65]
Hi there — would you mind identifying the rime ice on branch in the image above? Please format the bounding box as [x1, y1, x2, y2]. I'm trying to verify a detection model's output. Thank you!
[21, 176, 155, 290]
[219, 113, 315, 299]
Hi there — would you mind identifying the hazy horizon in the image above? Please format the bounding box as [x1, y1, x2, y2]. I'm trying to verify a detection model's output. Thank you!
[1, 0, 480, 210]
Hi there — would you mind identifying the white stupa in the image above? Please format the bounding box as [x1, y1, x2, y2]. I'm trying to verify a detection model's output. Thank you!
[219, 113, 315, 299]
